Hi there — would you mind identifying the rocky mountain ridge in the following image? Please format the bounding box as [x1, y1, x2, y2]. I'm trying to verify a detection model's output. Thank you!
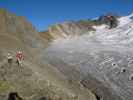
[0, 9, 97, 100]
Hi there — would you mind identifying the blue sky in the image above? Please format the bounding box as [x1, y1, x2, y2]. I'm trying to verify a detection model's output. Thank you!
[0, 0, 133, 31]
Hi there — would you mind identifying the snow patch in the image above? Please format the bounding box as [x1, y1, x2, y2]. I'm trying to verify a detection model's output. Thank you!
[93, 24, 108, 30]
[118, 14, 133, 27]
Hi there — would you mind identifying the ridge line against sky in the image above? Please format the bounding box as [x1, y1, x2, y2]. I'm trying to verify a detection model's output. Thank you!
[0, 0, 133, 31]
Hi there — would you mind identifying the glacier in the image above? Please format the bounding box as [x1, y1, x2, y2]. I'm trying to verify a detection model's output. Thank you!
[43, 14, 133, 100]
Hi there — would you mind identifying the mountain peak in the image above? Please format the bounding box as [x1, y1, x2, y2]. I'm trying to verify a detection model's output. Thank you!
[128, 13, 133, 20]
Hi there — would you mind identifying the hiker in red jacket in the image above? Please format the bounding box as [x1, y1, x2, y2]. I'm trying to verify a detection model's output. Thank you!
[16, 51, 24, 66]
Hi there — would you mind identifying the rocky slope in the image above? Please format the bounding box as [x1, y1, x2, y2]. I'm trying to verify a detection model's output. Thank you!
[40, 14, 119, 40]
[0, 9, 96, 100]
[40, 20, 97, 40]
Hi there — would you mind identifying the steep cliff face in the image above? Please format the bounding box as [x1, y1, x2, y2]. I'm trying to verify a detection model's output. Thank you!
[0, 9, 44, 55]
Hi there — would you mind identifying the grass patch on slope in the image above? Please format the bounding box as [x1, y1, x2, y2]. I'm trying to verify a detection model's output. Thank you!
[0, 81, 11, 93]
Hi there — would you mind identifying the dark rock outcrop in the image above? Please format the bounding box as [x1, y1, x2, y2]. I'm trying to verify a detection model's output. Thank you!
[98, 14, 119, 28]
